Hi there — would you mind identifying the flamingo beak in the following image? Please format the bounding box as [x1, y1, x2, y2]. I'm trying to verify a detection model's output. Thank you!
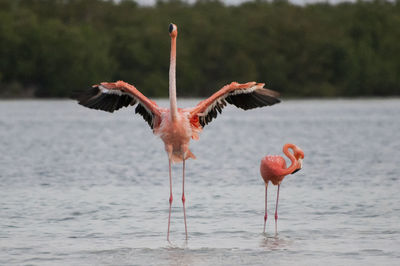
[169, 23, 177, 37]
[291, 158, 303, 175]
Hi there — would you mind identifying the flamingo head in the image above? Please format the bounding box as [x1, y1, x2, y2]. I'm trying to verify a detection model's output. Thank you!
[169, 23, 178, 38]
[292, 145, 304, 174]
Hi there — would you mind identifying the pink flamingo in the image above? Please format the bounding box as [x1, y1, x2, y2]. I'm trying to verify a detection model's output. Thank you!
[74, 24, 280, 241]
[260, 143, 304, 233]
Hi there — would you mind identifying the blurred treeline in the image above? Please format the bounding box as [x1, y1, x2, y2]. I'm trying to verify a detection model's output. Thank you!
[0, 0, 399, 98]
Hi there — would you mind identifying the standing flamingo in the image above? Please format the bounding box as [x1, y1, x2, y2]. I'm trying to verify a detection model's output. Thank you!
[74, 23, 281, 241]
[260, 143, 304, 233]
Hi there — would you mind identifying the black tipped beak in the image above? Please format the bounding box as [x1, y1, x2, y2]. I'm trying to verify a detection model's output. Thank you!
[291, 158, 303, 174]
[169, 24, 174, 33]
[291, 168, 301, 174]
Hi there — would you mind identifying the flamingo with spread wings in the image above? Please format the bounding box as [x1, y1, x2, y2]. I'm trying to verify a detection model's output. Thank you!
[74, 23, 281, 241]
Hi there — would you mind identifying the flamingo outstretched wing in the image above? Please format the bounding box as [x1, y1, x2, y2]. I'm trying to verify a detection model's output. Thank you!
[189, 82, 280, 127]
[74, 80, 161, 129]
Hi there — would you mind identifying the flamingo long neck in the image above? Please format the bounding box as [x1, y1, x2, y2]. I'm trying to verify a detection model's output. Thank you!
[281, 144, 298, 175]
[169, 35, 178, 121]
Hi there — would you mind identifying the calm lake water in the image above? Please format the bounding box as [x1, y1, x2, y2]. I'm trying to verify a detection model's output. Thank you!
[0, 99, 399, 265]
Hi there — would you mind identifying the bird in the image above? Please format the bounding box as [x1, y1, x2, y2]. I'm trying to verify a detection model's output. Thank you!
[260, 143, 304, 233]
[73, 23, 281, 242]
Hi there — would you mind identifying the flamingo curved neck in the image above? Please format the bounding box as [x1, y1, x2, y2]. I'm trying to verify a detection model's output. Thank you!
[282, 144, 298, 175]
[169, 36, 178, 121]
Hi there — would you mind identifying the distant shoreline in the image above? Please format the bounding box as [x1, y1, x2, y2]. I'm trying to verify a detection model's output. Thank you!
[1, 0, 399, 98]
[1, 96, 399, 101]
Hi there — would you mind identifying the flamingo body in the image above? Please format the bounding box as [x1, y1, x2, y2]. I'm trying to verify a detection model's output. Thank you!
[260, 155, 287, 185]
[74, 23, 281, 241]
[156, 109, 196, 162]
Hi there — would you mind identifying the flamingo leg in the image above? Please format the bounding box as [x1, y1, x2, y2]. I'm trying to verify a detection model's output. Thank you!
[167, 159, 173, 242]
[263, 183, 268, 233]
[182, 158, 188, 240]
[274, 184, 280, 233]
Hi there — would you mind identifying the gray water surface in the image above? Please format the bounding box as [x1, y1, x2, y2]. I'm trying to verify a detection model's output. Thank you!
[1, 99, 399, 265]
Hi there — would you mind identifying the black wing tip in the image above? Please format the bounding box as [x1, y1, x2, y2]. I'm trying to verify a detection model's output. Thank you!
[227, 90, 281, 110]
[263, 95, 281, 105]
[73, 85, 135, 113]
[199, 86, 280, 127]
[71, 85, 99, 101]
[255, 88, 281, 105]
[256, 87, 280, 97]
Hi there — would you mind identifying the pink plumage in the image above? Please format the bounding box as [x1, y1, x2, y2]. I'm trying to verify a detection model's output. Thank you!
[260, 143, 304, 233]
[75, 23, 281, 242]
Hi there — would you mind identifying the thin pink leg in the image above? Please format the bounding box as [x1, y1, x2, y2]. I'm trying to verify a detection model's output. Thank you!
[167, 159, 173, 242]
[274, 184, 280, 233]
[263, 184, 268, 233]
[182, 158, 188, 240]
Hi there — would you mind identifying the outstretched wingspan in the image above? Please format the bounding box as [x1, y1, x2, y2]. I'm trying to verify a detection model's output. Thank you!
[189, 82, 280, 127]
[74, 80, 162, 129]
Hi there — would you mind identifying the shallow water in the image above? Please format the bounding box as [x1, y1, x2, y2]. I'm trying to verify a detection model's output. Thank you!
[0, 99, 399, 265]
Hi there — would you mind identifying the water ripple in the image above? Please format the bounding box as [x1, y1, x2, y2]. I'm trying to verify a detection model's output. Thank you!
[1, 99, 399, 265]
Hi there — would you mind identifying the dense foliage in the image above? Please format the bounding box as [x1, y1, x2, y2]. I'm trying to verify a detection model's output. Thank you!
[0, 0, 399, 98]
